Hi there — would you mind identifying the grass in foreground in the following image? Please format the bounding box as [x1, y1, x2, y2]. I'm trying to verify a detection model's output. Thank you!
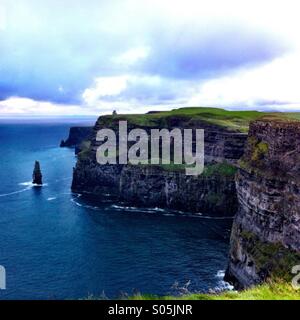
[130, 282, 300, 300]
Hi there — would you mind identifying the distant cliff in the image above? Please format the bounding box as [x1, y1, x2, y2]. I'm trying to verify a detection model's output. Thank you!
[226, 118, 300, 288]
[71, 108, 256, 215]
[60, 126, 93, 153]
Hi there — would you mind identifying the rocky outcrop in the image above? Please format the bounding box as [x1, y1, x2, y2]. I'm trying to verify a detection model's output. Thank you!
[60, 126, 93, 153]
[226, 118, 300, 288]
[32, 161, 42, 185]
[71, 114, 246, 215]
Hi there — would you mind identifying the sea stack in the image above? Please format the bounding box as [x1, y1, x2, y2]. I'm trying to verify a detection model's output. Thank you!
[32, 161, 43, 185]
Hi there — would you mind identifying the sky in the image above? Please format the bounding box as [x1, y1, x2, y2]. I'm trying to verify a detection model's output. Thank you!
[1, 0, 300, 116]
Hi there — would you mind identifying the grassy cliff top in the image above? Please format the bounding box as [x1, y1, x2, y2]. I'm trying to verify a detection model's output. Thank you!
[99, 107, 300, 133]
[84, 281, 299, 300]
[130, 282, 300, 300]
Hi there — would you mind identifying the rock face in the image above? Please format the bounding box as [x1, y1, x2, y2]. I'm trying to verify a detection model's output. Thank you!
[226, 119, 300, 288]
[71, 114, 247, 215]
[60, 126, 93, 153]
[32, 161, 42, 185]
[72, 163, 238, 215]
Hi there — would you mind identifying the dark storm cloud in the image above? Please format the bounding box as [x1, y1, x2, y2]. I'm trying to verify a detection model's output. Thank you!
[139, 24, 288, 79]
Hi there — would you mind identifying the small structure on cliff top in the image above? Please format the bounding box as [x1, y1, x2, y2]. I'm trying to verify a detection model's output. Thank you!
[32, 161, 43, 185]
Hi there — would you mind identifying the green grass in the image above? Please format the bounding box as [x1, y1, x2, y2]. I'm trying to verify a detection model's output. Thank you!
[83, 281, 300, 300]
[202, 162, 237, 177]
[282, 113, 300, 121]
[158, 162, 187, 172]
[77, 140, 92, 161]
[99, 107, 300, 133]
[130, 282, 300, 300]
[251, 141, 269, 162]
[138, 161, 237, 177]
[100, 107, 270, 132]
[239, 231, 300, 281]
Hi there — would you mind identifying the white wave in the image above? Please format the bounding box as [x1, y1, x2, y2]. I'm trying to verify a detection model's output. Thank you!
[193, 215, 234, 220]
[110, 204, 126, 209]
[0, 186, 32, 197]
[70, 198, 99, 210]
[214, 280, 234, 292]
[19, 181, 48, 187]
[68, 199, 234, 220]
[18, 181, 33, 186]
[109, 205, 233, 219]
[214, 270, 234, 292]
[110, 204, 139, 211]
[110, 204, 170, 213]
[54, 177, 72, 182]
[110, 204, 166, 214]
[47, 197, 57, 201]
[70, 198, 83, 207]
[0, 180, 51, 198]
[153, 207, 167, 212]
[216, 270, 225, 278]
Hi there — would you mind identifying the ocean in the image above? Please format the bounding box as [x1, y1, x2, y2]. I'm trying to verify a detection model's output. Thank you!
[0, 120, 233, 299]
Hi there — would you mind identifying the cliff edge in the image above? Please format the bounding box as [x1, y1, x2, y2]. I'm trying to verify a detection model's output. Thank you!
[226, 118, 300, 288]
[60, 126, 93, 154]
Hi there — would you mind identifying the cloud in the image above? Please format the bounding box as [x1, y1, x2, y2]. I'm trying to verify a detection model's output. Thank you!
[187, 53, 300, 110]
[82, 75, 196, 110]
[0, 3, 7, 31]
[0, 97, 91, 116]
[112, 46, 150, 67]
[0, 0, 299, 114]
[139, 25, 287, 80]
[82, 52, 300, 113]
[82, 76, 129, 103]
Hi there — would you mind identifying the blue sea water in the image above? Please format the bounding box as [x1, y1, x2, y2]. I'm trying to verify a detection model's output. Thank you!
[0, 120, 233, 300]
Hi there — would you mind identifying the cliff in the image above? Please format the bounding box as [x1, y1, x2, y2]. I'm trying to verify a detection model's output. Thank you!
[72, 161, 238, 215]
[69, 109, 300, 293]
[70, 108, 261, 215]
[226, 118, 300, 288]
[60, 126, 93, 154]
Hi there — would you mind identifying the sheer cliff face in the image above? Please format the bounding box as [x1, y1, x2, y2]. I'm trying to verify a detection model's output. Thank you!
[71, 115, 246, 215]
[60, 126, 93, 148]
[226, 119, 300, 288]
